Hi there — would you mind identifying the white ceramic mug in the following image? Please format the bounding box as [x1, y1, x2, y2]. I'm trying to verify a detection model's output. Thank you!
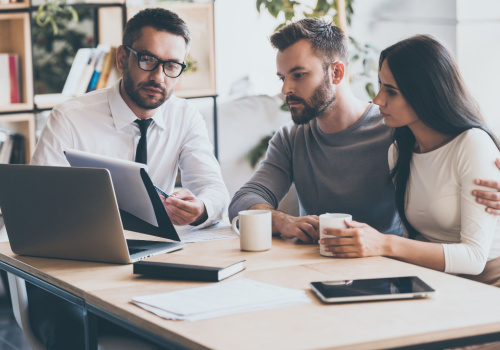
[231, 210, 272, 251]
[319, 213, 352, 257]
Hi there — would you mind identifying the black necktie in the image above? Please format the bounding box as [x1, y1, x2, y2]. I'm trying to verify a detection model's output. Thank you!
[134, 118, 153, 164]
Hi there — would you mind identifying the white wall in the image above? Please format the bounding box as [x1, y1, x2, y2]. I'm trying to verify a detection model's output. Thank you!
[213, 0, 283, 98]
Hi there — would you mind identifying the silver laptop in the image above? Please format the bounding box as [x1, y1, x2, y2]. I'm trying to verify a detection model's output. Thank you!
[0, 164, 185, 264]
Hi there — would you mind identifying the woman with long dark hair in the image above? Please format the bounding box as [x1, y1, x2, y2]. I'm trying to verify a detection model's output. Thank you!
[320, 35, 500, 286]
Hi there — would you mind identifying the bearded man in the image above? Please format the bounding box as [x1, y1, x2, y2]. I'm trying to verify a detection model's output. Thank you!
[229, 18, 397, 242]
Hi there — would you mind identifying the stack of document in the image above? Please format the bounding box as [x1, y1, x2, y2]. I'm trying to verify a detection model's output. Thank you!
[175, 221, 238, 242]
[132, 278, 311, 321]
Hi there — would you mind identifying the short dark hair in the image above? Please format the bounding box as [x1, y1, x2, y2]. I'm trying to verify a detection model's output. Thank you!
[123, 8, 191, 50]
[270, 18, 349, 66]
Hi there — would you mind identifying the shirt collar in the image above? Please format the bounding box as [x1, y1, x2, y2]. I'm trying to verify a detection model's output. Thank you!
[108, 79, 167, 131]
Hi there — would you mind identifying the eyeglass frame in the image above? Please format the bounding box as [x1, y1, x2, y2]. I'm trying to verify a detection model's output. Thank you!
[124, 46, 187, 78]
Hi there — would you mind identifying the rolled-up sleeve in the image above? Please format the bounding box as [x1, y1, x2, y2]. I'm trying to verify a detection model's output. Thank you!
[443, 131, 499, 275]
[178, 111, 229, 228]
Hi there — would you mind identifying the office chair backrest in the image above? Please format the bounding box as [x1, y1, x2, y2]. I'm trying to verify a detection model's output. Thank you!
[7, 273, 46, 350]
[7, 273, 158, 350]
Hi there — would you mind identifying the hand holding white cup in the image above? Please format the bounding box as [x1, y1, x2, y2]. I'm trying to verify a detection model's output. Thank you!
[231, 210, 272, 251]
[319, 213, 352, 257]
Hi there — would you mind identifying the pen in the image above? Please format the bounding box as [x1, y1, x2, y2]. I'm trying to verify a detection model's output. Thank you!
[154, 185, 169, 198]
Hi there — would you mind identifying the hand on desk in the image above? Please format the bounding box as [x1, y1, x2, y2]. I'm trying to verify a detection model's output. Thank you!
[249, 203, 319, 243]
[473, 158, 500, 215]
[160, 188, 208, 226]
[277, 214, 320, 243]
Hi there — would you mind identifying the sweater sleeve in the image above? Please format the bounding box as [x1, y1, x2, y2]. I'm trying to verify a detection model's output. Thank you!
[229, 126, 294, 221]
[443, 130, 500, 275]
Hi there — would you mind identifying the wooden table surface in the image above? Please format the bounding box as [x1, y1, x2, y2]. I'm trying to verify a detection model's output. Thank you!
[1, 233, 500, 350]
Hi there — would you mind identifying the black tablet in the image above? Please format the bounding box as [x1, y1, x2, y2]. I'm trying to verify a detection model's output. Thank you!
[310, 276, 436, 303]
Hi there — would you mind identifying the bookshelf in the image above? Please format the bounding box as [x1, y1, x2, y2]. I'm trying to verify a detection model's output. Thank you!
[0, 6, 34, 163]
[0, 0, 126, 164]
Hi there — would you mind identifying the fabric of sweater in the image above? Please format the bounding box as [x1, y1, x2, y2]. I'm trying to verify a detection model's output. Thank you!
[229, 103, 402, 236]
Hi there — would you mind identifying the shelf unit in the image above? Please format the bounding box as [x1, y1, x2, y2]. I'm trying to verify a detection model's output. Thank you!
[0, 5, 34, 162]
[0, 0, 127, 163]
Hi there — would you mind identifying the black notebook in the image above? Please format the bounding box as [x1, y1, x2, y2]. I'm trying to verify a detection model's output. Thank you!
[133, 259, 246, 282]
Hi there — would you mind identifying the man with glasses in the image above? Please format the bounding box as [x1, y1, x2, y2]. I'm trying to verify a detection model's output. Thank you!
[29, 8, 228, 349]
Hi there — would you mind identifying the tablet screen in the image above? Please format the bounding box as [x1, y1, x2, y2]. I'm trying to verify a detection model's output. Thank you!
[310, 276, 435, 303]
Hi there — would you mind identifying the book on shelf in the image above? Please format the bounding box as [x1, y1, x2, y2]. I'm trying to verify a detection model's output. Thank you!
[8, 54, 20, 104]
[62, 48, 93, 97]
[0, 53, 21, 105]
[0, 54, 9, 106]
[96, 47, 117, 90]
[86, 46, 109, 92]
[74, 48, 98, 96]
[63, 45, 117, 97]
[9, 133, 25, 164]
[0, 132, 11, 163]
[133, 258, 246, 282]
[0, 129, 25, 165]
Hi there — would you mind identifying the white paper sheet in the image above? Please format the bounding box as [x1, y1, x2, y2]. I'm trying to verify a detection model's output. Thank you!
[176, 221, 238, 242]
[132, 278, 311, 321]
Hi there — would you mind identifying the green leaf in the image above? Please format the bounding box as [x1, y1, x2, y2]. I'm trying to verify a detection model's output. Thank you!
[274, 22, 286, 31]
[313, 0, 329, 12]
[50, 18, 58, 35]
[256, 0, 265, 12]
[247, 134, 274, 168]
[284, 10, 294, 21]
[69, 6, 79, 23]
[280, 101, 289, 111]
[365, 82, 376, 100]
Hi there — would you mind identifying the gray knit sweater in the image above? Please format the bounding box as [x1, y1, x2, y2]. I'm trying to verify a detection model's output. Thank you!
[229, 103, 402, 236]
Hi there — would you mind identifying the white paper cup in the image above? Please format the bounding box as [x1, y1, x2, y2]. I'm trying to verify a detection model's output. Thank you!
[319, 213, 352, 257]
[231, 210, 272, 251]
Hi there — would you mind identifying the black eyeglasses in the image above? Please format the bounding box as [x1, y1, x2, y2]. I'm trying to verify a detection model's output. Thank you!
[124, 46, 186, 78]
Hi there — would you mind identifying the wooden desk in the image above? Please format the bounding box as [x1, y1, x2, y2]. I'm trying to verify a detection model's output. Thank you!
[1, 235, 500, 350]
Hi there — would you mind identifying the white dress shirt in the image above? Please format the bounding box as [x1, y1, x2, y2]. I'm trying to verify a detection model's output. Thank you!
[31, 80, 229, 227]
[389, 128, 500, 275]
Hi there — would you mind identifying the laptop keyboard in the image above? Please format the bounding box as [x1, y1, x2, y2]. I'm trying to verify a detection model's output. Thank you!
[128, 247, 148, 255]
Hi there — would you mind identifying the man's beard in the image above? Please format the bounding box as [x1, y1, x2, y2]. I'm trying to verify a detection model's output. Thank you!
[287, 73, 335, 125]
[122, 65, 174, 110]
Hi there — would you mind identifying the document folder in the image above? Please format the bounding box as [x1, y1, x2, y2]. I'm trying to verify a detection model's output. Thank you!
[65, 149, 180, 242]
